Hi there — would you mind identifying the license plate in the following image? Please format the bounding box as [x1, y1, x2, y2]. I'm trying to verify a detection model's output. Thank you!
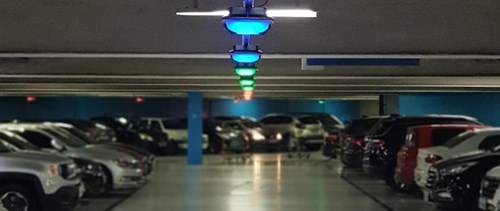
[158, 142, 168, 147]
[479, 197, 487, 210]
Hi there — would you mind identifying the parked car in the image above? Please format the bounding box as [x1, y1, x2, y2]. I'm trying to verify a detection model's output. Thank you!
[91, 116, 155, 150]
[222, 119, 282, 151]
[362, 115, 482, 187]
[0, 124, 145, 192]
[416, 128, 500, 192]
[425, 149, 500, 211]
[0, 129, 107, 197]
[259, 114, 325, 150]
[479, 165, 500, 211]
[337, 116, 387, 166]
[292, 112, 344, 135]
[139, 118, 209, 155]
[395, 124, 484, 191]
[0, 140, 81, 211]
[55, 119, 117, 143]
[45, 122, 155, 177]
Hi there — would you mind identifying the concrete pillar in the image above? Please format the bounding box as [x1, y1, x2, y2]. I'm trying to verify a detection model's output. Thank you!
[187, 92, 203, 165]
[379, 94, 399, 115]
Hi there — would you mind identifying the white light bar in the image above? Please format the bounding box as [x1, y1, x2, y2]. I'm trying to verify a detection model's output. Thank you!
[176, 9, 317, 18]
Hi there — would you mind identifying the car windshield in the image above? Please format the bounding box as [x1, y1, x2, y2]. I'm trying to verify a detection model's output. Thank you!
[0, 131, 40, 151]
[441, 131, 476, 148]
[298, 116, 320, 125]
[224, 122, 243, 130]
[241, 120, 264, 128]
[345, 118, 381, 135]
[162, 119, 187, 129]
[64, 127, 98, 144]
[42, 128, 87, 148]
[0, 139, 12, 153]
[314, 115, 342, 126]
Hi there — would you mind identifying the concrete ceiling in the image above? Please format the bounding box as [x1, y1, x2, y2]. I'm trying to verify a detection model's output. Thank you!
[1, 0, 500, 98]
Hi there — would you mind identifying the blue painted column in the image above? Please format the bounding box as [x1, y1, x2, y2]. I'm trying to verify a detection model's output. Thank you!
[187, 92, 203, 165]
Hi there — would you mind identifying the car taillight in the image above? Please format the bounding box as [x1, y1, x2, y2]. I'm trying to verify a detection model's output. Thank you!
[354, 138, 364, 146]
[326, 135, 339, 142]
[375, 140, 385, 147]
[425, 154, 443, 164]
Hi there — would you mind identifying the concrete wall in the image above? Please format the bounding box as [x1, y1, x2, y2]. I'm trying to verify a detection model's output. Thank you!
[359, 100, 379, 117]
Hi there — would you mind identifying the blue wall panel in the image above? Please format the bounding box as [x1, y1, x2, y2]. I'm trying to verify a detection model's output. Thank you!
[0, 97, 360, 122]
[399, 93, 499, 126]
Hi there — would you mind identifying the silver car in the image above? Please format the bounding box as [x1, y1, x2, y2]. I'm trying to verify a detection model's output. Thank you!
[0, 124, 145, 191]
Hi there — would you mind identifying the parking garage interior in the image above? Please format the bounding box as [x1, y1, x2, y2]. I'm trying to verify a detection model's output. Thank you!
[1, 0, 500, 211]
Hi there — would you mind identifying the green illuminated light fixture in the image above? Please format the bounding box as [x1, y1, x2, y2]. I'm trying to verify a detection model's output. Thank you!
[241, 84, 255, 91]
[235, 66, 257, 77]
[239, 76, 255, 86]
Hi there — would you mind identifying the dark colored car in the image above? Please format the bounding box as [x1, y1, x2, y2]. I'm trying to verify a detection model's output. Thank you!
[338, 116, 387, 167]
[362, 115, 483, 187]
[55, 119, 117, 143]
[128, 119, 171, 155]
[91, 116, 156, 150]
[425, 149, 500, 211]
[0, 129, 107, 197]
[222, 119, 282, 151]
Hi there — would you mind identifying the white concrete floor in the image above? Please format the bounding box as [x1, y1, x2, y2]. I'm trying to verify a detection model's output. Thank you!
[108, 152, 434, 211]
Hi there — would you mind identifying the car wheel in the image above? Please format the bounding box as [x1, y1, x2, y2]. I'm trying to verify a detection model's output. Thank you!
[84, 172, 108, 197]
[392, 173, 413, 192]
[384, 168, 397, 188]
[0, 184, 38, 211]
[100, 165, 114, 193]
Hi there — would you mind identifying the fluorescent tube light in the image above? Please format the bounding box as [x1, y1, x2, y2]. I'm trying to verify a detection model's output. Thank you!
[176, 9, 317, 18]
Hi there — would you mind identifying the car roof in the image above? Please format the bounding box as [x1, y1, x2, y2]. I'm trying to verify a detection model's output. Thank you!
[410, 124, 486, 129]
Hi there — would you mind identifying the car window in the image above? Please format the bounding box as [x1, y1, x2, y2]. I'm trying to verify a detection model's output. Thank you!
[442, 131, 475, 148]
[150, 121, 162, 131]
[478, 135, 500, 150]
[345, 118, 381, 135]
[260, 116, 293, 125]
[162, 120, 187, 129]
[223, 122, 243, 130]
[42, 128, 86, 148]
[15, 130, 54, 149]
[315, 115, 342, 126]
[298, 116, 320, 125]
[431, 128, 467, 146]
[0, 131, 40, 150]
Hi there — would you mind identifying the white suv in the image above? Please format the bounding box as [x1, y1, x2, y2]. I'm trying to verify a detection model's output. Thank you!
[0, 142, 81, 211]
[415, 128, 500, 190]
[139, 118, 209, 154]
[259, 114, 326, 150]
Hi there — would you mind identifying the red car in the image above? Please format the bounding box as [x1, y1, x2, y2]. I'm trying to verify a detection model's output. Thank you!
[394, 124, 485, 190]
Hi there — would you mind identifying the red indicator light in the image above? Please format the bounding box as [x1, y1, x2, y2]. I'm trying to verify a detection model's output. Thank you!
[26, 96, 36, 103]
[135, 97, 145, 103]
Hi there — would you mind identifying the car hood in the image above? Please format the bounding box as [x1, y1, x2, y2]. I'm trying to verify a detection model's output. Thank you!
[434, 150, 493, 169]
[66, 146, 134, 162]
[87, 144, 145, 160]
[0, 151, 72, 164]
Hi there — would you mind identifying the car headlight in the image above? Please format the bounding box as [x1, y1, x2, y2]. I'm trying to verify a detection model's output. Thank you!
[216, 126, 223, 132]
[439, 162, 477, 176]
[251, 130, 265, 141]
[276, 133, 283, 140]
[113, 159, 140, 169]
[139, 133, 154, 142]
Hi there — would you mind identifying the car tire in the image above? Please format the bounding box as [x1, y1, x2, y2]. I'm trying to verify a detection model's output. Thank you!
[100, 165, 114, 193]
[384, 168, 397, 188]
[0, 184, 38, 211]
[84, 172, 108, 197]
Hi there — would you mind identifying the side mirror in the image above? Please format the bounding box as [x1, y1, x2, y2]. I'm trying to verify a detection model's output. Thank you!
[51, 140, 65, 152]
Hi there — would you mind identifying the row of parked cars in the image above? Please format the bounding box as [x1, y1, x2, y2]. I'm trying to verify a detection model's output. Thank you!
[0, 113, 342, 211]
[0, 121, 155, 211]
[325, 114, 500, 211]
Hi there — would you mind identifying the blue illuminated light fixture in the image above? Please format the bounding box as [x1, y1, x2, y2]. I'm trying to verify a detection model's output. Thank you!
[230, 45, 262, 64]
[222, 7, 274, 35]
